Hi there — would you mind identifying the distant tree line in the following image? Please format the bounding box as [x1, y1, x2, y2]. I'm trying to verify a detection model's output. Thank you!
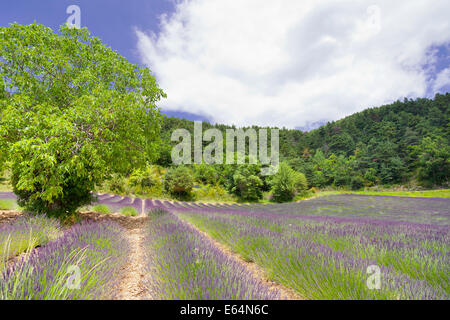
[157, 94, 450, 190]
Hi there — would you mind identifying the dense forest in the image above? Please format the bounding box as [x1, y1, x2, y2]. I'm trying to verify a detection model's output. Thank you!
[156, 93, 449, 191]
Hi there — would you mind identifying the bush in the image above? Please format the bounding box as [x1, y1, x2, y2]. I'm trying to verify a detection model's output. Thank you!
[193, 163, 219, 185]
[12, 171, 94, 218]
[351, 176, 365, 190]
[271, 163, 308, 202]
[191, 184, 234, 202]
[293, 171, 308, 194]
[91, 204, 110, 214]
[120, 206, 138, 217]
[231, 164, 264, 201]
[364, 168, 378, 186]
[311, 170, 327, 188]
[107, 174, 128, 195]
[128, 165, 163, 195]
[164, 166, 195, 198]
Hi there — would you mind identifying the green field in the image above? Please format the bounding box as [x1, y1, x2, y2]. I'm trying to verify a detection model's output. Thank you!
[341, 189, 450, 198]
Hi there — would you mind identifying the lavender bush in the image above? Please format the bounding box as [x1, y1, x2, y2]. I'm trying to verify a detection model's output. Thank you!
[144, 211, 280, 300]
[90, 194, 142, 215]
[0, 215, 61, 267]
[0, 221, 129, 299]
[177, 209, 449, 299]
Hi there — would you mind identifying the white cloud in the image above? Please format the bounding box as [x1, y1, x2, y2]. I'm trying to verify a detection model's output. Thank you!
[136, 0, 450, 128]
[433, 68, 450, 92]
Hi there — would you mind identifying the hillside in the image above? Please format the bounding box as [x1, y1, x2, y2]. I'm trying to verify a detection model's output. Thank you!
[158, 93, 450, 188]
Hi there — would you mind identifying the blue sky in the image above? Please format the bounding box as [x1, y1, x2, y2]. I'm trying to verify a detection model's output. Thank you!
[0, 0, 201, 120]
[0, 0, 172, 65]
[1, 1, 449, 129]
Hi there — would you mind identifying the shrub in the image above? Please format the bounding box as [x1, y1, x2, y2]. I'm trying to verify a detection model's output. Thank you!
[351, 176, 365, 190]
[271, 163, 308, 202]
[364, 168, 378, 187]
[107, 174, 128, 195]
[164, 166, 195, 198]
[293, 171, 308, 194]
[311, 170, 327, 188]
[120, 206, 138, 217]
[91, 204, 110, 214]
[231, 164, 264, 201]
[193, 163, 219, 185]
[12, 172, 94, 218]
[128, 165, 163, 195]
[191, 184, 234, 202]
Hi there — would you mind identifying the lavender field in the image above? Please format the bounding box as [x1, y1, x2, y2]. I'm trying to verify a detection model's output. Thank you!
[0, 192, 448, 300]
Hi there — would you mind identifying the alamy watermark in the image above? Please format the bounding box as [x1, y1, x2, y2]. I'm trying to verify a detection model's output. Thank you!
[366, 265, 381, 290]
[66, 5, 81, 29]
[365, 5, 381, 36]
[171, 122, 279, 175]
[66, 265, 81, 290]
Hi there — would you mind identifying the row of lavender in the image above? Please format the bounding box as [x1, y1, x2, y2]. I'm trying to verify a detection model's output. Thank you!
[0, 214, 129, 299]
[172, 196, 449, 300]
[93, 193, 256, 216]
[2, 192, 449, 227]
[93, 193, 450, 227]
[144, 209, 280, 299]
[0, 215, 61, 268]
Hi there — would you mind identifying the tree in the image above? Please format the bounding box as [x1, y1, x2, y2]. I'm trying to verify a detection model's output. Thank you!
[350, 176, 364, 190]
[363, 168, 378, 186]
[0, 23, 165, 217]
[415, 136, 450, 186]
[0, 77, 8, 172]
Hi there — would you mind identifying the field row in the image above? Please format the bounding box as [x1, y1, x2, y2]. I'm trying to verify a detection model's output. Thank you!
[0, 216, 129, 299]
[0, 211, 281, 299]
[1, 193, 449, 300]
[2, 192, 449, 227]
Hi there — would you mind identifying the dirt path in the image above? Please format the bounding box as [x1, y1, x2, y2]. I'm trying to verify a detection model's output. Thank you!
[179, 216, 304, 300]
[79, 212, 151, 300]
[115, 225, 150, 300]
[0, 210, 23, 225]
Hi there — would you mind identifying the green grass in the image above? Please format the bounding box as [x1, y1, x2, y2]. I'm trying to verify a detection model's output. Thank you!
[342, 189, 450, 198]
[302, 189, 450, 200]
[120, 206, 138, 217]
[0, 171, 12, 192]
[91, 204, 111, 214]
[0, 185, 11, 192]
[0, 199, 15, 210]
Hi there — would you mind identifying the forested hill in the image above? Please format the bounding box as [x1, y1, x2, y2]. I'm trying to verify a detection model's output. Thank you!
[158, 93, 449, 188]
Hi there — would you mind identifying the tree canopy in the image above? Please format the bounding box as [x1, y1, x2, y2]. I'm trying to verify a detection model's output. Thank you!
[158, 94, 449, 189]
[0, 23, 165, 217]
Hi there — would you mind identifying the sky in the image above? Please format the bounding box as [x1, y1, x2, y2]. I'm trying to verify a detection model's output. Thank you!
[1, 0, 449, 129]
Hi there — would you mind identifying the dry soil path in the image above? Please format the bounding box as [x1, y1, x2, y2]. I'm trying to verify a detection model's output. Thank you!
[115, 225, 149, 300]
[79, 211, 151, 300]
